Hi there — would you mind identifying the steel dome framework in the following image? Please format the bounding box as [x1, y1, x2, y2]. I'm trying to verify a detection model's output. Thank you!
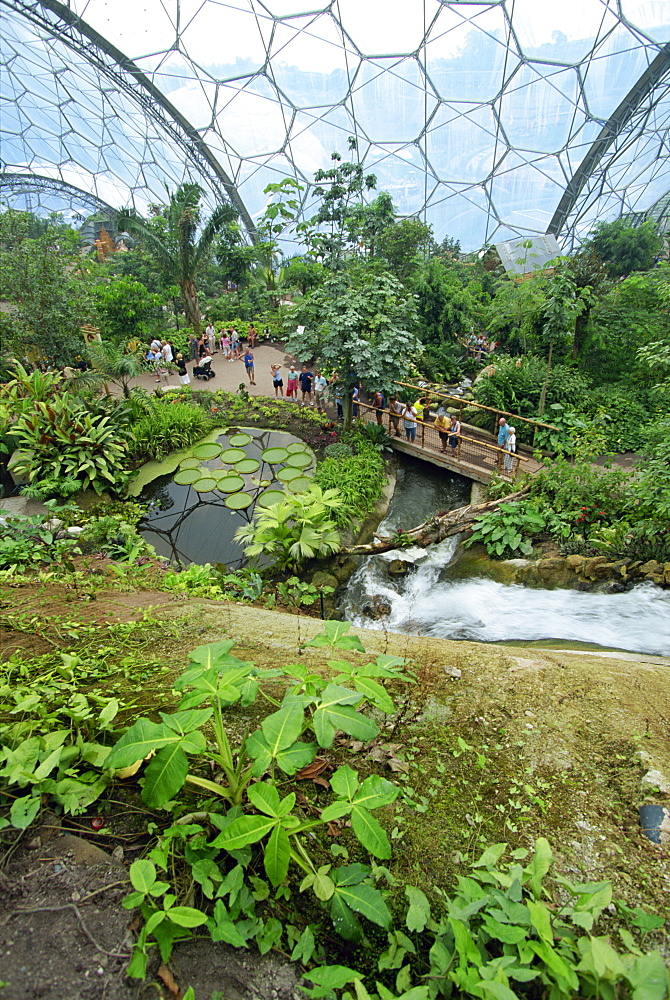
[2, 0, 670, 252]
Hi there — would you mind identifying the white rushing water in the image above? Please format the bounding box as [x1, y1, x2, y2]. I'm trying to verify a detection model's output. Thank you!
[341, 538, 670, 656]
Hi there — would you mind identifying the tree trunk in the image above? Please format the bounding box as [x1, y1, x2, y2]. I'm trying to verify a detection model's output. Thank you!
[538, 339, 553, 417]
[181, 279, 201, 337]
[342, 487, 530, 556]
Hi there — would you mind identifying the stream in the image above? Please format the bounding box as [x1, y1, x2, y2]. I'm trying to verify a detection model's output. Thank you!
[341, 458, 670, 656]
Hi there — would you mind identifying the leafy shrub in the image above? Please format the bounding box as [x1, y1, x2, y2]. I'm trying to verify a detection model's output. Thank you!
[79, 514, 153, 562]
[466, 500, 547, 557]
[21, 476, 81, 501]
[129, 399, 215, 461]
[235, 484, 342, 569]
[314, 441, 385, 527]
[11, 396, 132, 495]
[324, 441, 353, 459]
[0, 504, 80, 570]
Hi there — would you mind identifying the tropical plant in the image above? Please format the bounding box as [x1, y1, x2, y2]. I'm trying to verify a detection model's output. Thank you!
[0, 503, 80, 570]
[81, 340, 145, 398]
[116, 184, 238, 336]
[128, 400, 215, 461]
[10, 396, 132, 494]
[234, 484, 343, 569]
[90, 275, 165, 343]
[584, 217, 662, 278]
[314, 442, 386, 527]
[466, 501, 547, 557]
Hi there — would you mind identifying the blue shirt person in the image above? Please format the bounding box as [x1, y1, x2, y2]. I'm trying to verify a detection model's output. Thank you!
[497, 417, 510, 447]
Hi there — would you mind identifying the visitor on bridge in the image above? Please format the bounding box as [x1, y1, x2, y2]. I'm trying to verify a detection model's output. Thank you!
[402, 402, 418, 442]
[434, 408, 450, 452]
[449, 414, 461, 453]
[372, 390, 385, 425]
[504, 426, 517, 471]
[388, 396, 403, 437]
[497, 417, 510, 447]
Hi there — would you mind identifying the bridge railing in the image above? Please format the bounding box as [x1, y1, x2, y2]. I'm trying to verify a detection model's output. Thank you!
[356, 401, 527, 479]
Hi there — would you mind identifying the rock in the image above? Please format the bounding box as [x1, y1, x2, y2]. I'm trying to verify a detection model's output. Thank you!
[443, 666, 462, 679]
[576, 578, 593, 591]
[66, 525, 84, 536]
[639, 559, 662, 577]
[388, 559, 412, 577]
[536, 557, 574, 588]
[361, 599, 392, 620]
[310, 571, 338, 591]
[566, 554, 584, 570]
[664, 563, 670, 585]
[641, 769, 670, 794]
[582, 556, 608, 579]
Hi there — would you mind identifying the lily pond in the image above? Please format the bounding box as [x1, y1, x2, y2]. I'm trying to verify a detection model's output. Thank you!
[137, 428, 315, 567]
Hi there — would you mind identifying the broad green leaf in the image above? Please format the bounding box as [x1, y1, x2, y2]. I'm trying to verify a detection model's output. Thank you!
[354, 774, 399, 810]
[260, 704, 304, 754]
[334, 863, 372, 887]
[130, 859, 156, 893]
[304, 965, 363, 988]
[353, 676, 395, 713]
[527, 837, 553, 898]
[306, 621, 365, 651]
[212, 814, 277, 850]
[98, 698, 119, 727]
[161, 709, 212, 734]
[264, 824, 290, 887]
[313, 704, 378, 748]
[33, 746, 64, 780]
[333, 882, 391, 928]
[276, 740, 317, 776]
[104, 718, 179, 769]
[144, 910, 166, 935]
[405, 885, 431, 932]
[318, 682, 365, 710]
[477, 982, 520, 1000]
[256, 916, 283, 955]
[245, 730, 272, 775]
[628, 951, 669, 1000]
[142, 744, 189, 808]
[291, 925, 316, 964]
[330, 892, 361, 941]
[351, 806, 391, 859]
[472, 843, 507, 869]
[529, 941, 579, 990]
[10, 795, 40, 830]
[166, 906, 208, 928]
[330, 764, 359, 800]
[320, 801, 352, 823]
[248, 782, 281, 817]
[188, 639, 236, 668]
[526, 899, 553, 944]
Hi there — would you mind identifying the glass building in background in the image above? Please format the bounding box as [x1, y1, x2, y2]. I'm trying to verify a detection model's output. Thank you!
[2, 0, 670, 251]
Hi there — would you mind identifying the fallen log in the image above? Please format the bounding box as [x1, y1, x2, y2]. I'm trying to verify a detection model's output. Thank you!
[342, 487, 530, 556]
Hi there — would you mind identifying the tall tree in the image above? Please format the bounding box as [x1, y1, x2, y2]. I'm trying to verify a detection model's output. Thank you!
[116, 185, 237, 336]
[284, 264, 421, 427]
[584, 218, 662, 278]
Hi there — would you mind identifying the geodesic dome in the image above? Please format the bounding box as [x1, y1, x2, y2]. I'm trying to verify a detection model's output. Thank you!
[2, 0, 670, 251]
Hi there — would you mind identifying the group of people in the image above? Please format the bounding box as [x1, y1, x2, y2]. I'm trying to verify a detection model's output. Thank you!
[269, 364, 329, 412]
[497, 417, 517, 471]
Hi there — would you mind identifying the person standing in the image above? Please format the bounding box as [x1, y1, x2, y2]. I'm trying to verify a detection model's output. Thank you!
[372, 390, 385, 426]
[161, 339, 173, 364]
[205, 320, 216, 355]
[243, 347, 256, 384]
[271, 363, 283, 397]
[146, 346, 161, 382]
[448, 414, 461, 454]
[230, 328, 241, 360]
[176, 352, 190, 385]
[188, 333, 198, 364]
[434, 409, 450, 453]
[402, 402, 418, 442]
[313, 370, 328, 412]
[286, 366, 298, 399]
[248, 323, 257, 348]
[497, 417, 510, 448]
[504, 425, 517, 472]
[299, 366, 313, 404]
[388, 396, 403, 437]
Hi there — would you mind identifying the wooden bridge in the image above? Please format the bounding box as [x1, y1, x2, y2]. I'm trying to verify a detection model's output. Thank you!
[356, 401, 543, 484]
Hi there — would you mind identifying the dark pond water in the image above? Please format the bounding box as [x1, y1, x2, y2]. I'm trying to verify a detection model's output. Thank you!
[138, 429, 313, 568]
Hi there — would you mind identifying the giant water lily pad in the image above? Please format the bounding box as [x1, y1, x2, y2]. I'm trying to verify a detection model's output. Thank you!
[286, 477, 313, 493]
[192, 443, 222, 460]
[211, 469, 230, 480]
[258, 489, 286, 506]
[221, 448, 247, 463]
[261, 446, 289, 464]
[287, 441, 308, 453]
[285, 452, 312, 469]
[228, 433, 252, 447]
[235, 458, 260, 475]
[224, 491, 253, 510]
[179, 457, 201, 470]
[216, 474, 245, 493]
[277, 466, 303, 482]
[193, 477, 218, 493]
[174, 468, 200, 485]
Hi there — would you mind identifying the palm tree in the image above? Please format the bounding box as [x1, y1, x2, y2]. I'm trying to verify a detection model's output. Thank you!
[116, 185, 237, 336]
[81, 341, 145, 398]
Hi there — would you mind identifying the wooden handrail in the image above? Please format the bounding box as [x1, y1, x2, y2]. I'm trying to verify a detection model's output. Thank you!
[357, 401, 528, 463]
[393, 380, 560, 432]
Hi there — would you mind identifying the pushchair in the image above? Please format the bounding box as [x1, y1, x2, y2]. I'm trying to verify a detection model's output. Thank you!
[193, 359, 215, 380]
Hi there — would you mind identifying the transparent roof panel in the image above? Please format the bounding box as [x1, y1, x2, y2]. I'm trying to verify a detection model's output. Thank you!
[3, 0, 670, 251]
